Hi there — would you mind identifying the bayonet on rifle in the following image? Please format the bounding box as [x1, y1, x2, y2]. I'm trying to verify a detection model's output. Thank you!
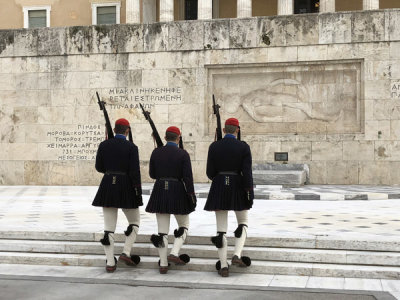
[212, 95, 222, 141]
[96, 92, 114, 140]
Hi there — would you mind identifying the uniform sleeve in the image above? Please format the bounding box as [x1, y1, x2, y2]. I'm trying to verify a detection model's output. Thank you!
[182, 151, 195, 195]
[129, 145, 142, 195]
[206, 144, 216, 180]
[149, 150, 156, 179]
[95, 142, 105, 173]
[241, 143, 253, 191]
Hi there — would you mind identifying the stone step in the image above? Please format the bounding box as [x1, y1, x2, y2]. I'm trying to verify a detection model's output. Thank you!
[252, 163, 308, 187]
[0, 251, 399, 279]
[1, 240, 400, 267]
[2, 231, 400, 252]
[253, 170, 307, 187]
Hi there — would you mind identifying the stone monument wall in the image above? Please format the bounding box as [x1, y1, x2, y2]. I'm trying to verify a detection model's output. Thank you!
[0, 10, 399, 185]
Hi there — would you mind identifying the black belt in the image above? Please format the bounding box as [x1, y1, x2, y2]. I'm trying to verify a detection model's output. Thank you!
[105, 171, 127, 176]
[218, 171, 239, 175]
[158, 177, 179, 182]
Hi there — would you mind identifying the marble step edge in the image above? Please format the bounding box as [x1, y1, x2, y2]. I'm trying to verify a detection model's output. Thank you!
[143, 190, 400, 200]
[2, 231, 400, 252]
[0, 264, 396, 300]
[0, 252, 400, 279]
[1, 240, 400, 267]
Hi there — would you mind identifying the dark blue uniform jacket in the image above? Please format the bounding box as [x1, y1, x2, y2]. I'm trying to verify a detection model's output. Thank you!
[92, 135, 142, 209]
[204, 135, 253, 211]
[146, 143, 196, 214]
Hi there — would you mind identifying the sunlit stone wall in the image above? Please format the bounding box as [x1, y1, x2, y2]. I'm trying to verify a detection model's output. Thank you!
[0, 9, 399, 185]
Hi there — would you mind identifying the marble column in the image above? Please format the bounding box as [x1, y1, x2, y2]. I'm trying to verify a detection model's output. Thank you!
[319, 0, 335, 13]
[278, 0, 293, 15]
[126, 0, 140, 23]
[237, 0, 252, 18]
[143, 0, 157, 23]
[198, 0, 212, 20]
[363, 0, 379, 10]
[160, 0, 174, 22]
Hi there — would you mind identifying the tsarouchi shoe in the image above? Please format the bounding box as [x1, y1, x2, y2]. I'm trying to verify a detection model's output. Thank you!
[218, 267, 229, 277]
[231, 255, 247, 267]
[159, 266, 168, 274]
[106, 257, 117, 273]
[119, 253, 138, 266]
[167, 254, 186, 265]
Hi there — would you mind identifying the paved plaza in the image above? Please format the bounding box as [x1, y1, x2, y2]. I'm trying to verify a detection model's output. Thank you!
[0, 278, 395, 300]
[1, 185, 400, 299]
[1, 185, 400, 239]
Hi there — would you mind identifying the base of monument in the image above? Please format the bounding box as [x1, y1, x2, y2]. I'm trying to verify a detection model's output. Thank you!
[252, 164, 308, 187]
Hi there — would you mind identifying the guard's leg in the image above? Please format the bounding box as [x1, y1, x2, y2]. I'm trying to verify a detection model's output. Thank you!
[119, 208, 141, 266]
[151, 213, 170, 272]
[212, 210, 228, 276]
[168, 214, 190, 265]
[101, 207, 118, 270]
[232, 210, 251, 267]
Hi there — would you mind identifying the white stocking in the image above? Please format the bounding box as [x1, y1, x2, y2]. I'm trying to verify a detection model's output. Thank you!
[122, 208, 140, 256]
[170, 214, 189, 256]
[103, 207, 118, 266]
[158, 235, 169, 267]
[233, 210, 249, 258]
[156, 214, 170, 267]
[216, 210, 228, 268]
[104, 233, 115, 266]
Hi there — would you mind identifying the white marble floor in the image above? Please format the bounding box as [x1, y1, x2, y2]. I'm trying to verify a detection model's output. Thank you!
[0, 186, 400, 241]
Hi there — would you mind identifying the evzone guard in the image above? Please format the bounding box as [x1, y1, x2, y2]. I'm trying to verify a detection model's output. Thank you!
[204, 118, 254, 277]
[92, 118, 143, 272]
[146, 126, 197, 274]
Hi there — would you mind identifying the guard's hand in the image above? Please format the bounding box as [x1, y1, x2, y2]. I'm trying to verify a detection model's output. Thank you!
[245, 189, 253, 207]
[189, 193, 197, 209]
[137, 194, 143, 206]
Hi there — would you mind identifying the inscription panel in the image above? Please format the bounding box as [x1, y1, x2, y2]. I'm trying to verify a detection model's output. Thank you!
[207, 62, 362, 134]
[106, 87, 183, 109]
[46, 125, 104, 161]
[392, 81, 400, 99]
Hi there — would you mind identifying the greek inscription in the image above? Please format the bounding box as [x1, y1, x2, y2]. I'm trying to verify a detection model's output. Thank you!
[46, 124, 104, 161]
[106, 87, 183, 108]
[391, 81, 400, 99]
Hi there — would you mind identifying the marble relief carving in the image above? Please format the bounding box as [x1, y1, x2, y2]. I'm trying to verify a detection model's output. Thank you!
[209, 62, 361, 134]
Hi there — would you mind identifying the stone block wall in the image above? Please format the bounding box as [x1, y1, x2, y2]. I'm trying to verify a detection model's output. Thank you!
[0, 9, 399, 185]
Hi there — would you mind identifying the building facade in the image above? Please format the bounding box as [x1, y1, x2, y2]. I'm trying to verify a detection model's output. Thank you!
[0, 2, 399, 185]
[1, 0, 400, 30]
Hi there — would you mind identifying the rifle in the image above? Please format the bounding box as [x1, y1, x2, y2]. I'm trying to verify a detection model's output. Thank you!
[128, 128, 133, 143]
[212, 95, 222, 141]
[179, 136, 184, 150]
[139, 103, 163, 148]
[96, 92, 114, 139]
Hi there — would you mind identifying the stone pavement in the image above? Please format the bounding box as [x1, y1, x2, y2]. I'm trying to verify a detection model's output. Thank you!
[1, 185, 400, 299]
[1, 185, 400, 239]
[3, 183, 400, 203]
[143, 184, 400, 200]
[0, 278, 395, 300]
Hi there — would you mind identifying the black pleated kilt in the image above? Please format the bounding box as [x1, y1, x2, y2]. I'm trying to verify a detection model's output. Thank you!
[204, 174, 252, 211]
[92, 174, 142, 209]
[146, 179, 195, 215]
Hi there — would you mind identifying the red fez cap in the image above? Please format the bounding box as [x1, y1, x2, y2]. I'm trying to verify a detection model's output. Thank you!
[225, 118, 239, 127]
[166, 126, 181, 135]
[115, 118, 130, 127]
